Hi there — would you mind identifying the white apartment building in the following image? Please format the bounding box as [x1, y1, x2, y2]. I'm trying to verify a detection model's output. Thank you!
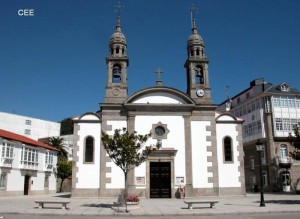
[0, 129, 58, 196]
[218, 79, 300, 192]
[0, 111, 61, 141]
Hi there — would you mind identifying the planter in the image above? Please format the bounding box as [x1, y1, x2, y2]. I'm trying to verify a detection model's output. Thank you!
[283, 185, 290, 192]
[126, 201, 139, 205]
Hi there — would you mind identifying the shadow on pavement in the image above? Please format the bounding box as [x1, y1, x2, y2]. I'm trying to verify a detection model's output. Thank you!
[257, 200, 300, 205]
[82, 203, 113, 208]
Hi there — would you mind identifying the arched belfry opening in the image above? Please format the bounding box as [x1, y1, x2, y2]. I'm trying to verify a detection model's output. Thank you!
[195, 65, 204, 84]
[112, 64, 122, 83]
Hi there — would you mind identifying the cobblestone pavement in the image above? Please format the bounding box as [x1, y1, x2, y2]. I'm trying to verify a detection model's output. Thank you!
[0, 193, 300, 216]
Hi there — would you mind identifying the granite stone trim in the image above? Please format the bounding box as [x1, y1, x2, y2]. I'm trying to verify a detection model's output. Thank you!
[127, 115, 136, 195]
[183, 115, 193, 197]
[72, 124, 80, 192]
[206, 119, 219, 193]
[100, 119, 113, 195]
[192, 188, 219, 196]
[145, 157, 175, 198]
[236, 125, 246, 194]
[219, 187, 246, 196]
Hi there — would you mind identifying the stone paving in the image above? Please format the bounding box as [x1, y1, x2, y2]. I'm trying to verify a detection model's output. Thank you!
[0, 193, 300, 216]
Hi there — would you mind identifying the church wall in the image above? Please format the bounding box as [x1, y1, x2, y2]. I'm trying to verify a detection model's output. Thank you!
[74, 122, 101, 189]
[216, 123, 241, 188]
[134, 115, 186, 183]
[105, 120, 127, 189]
[191, 121, 214, 188]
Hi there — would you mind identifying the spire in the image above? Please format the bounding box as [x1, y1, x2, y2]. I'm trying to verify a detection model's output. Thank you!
[192, 18, 198, 34]
[116, 15, 121, 32]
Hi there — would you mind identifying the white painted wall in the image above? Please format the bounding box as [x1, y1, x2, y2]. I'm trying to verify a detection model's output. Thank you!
[0, 138, 58, 194]
[216, 123, 241, 187]
[106, 120, 127, 189]
[191, 121, 213, 188]
[133, 93, 187, 104]
[0, 111, 60, 140]
[134, 115, 186, 184]
[75, 114, 101, 188]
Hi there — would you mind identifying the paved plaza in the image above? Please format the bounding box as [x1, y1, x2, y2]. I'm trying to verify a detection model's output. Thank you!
[0, 193, 300, 216]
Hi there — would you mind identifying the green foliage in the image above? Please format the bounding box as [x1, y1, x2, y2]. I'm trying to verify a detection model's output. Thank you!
[289, 122, 300, 160]
[101, 127, 157, 212]
[101, 128, 155, 174]
[60, 118, 74, 135]
[48, 136, 68, 159]
[56, 158, 72, 192]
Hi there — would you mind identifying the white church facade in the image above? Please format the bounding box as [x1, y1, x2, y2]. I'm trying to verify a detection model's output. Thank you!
[72, 13, 245, 198]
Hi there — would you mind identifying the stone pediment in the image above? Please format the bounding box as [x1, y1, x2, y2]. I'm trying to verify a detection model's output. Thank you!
[125, 87, 195, 105]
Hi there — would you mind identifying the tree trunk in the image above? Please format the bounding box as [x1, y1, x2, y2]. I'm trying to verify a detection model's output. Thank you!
[124, 170, 128, 212]
[59, 178, 64, 193]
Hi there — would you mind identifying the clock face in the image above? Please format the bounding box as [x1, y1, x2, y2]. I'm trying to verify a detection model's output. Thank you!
[196, 89, 205, 97]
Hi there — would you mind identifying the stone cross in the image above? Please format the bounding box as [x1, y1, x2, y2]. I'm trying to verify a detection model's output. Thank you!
[155, 67, 163, 86]
[115, 1, 124, 16]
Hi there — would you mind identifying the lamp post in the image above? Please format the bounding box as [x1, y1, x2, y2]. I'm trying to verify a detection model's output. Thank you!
[256, 139, 266, 207]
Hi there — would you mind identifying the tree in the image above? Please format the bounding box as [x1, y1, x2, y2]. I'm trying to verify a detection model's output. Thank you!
[55, 158, 72, 192]
[101, 128, 157, 212]
[48, 136, 68, 159]
[60, 118, 74, 135]
[289, 122, 300, 160]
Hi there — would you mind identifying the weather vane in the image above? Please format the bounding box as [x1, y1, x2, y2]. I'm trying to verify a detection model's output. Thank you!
[189, 3, 198, 28]
[114, 1, 125, 16]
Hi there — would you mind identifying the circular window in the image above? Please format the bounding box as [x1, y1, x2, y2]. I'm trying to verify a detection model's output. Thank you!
[155, 126, 165, 137]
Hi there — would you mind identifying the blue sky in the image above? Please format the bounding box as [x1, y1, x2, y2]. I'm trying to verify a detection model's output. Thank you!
[1, 0, 300, 122]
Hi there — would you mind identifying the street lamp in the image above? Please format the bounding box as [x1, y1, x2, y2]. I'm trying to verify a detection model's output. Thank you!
[256, 139, 266, 207]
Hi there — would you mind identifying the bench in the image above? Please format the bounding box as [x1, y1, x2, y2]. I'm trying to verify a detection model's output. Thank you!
[35, 200, 71, 209]
[184, 200, 218, 209]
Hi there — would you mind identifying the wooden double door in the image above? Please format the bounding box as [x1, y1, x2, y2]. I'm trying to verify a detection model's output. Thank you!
[150, 162, 171, 198]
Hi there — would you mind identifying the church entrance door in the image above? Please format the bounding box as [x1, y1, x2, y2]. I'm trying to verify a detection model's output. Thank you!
[150, 162, 171, 198]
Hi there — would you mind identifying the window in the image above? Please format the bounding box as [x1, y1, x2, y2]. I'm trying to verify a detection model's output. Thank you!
[224, 137, 233, 162]
[280, 144, 288, 160]
[45, 152, 54, 165]
[251, 101, 255, 111]
[275, 118, 283, 131]
[250, 157, 255, 170]
[256, 99, 261, 109]
[25, 120, 31, 125]
[21, 147, 38, 165]
[262, 171, 268, 187]
[155, 126, 165, 137]
[1, 142, 14, 159]
[261, 146, 266, 165]
[281, 84, 290, 92]
[0, 174, 6, 189]
[24, 129, 31, 135]
[237, 97, 240, 104]
[44, 176, 49, 188]
[84, 136, 94, 163]
[246, 92, 250, 99]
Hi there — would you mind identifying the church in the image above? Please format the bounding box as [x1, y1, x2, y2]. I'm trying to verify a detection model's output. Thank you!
[72, 11, 245, 198]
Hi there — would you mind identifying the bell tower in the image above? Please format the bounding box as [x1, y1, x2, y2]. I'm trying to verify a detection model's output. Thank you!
[184, 16, 212, 105]
[105, 13, 129, 103]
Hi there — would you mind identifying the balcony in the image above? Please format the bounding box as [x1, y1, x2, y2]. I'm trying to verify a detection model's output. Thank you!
[19, 161, 39, 171]
[0, 157, 13, 168]
[279, 157, 293, 168]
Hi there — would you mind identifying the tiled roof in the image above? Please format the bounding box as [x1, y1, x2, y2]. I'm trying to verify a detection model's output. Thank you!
[0, 129, 59, 152]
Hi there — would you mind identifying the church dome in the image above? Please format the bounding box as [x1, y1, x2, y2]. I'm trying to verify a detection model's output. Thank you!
[110, 31, 126, 45]
[187, 19, 204, 47]
[188, 33, 204, 46]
